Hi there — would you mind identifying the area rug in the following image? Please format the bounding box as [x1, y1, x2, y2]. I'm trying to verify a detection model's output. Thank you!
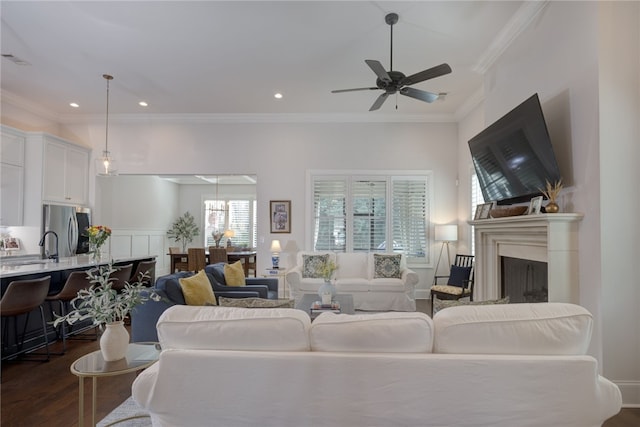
[97, 396, 151, 427]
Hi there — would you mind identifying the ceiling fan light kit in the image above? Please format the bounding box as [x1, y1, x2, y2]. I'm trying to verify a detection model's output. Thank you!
[331, 12, 451, 111]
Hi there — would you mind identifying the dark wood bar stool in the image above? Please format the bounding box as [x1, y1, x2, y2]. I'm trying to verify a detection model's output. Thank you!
[129, 260, 156, 286]
[108, 263, 133, 292]
[1, 276, 51, 361]
[45, 271, 97, 353]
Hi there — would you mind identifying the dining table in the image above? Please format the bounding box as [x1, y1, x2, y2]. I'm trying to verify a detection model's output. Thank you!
[168, 250, 257, 277]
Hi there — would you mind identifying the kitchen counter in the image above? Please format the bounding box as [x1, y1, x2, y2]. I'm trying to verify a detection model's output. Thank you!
[0, 254, 156, 279]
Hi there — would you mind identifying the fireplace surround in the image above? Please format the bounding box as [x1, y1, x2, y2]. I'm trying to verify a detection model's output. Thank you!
[470, 213, 583, 303]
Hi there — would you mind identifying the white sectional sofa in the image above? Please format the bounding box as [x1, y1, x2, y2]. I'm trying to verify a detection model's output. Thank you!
[286, 251, 418, 311]
[132, 303, 622, 427]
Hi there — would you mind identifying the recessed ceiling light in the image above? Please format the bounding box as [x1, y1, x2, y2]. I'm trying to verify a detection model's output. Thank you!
[139, 101, 148, 107]
[69, 102, 79, 108]
[274, 93, 283, 99]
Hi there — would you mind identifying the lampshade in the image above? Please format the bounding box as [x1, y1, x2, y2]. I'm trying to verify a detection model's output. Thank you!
[270, 240, 282, 253]
[223, 229, 235, 238]
[95, 74, 118, 176]
[435, 224, 458, 242]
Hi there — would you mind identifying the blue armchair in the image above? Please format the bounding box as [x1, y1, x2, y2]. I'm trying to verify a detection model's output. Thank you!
[131, 266, 278, 342]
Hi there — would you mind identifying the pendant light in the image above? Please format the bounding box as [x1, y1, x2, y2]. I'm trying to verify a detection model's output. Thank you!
[96, 74, 118, 176]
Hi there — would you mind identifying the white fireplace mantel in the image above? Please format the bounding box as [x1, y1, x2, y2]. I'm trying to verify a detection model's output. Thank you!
[470, 213, 583, 303]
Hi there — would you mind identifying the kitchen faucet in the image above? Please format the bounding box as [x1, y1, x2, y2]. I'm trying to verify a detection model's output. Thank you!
[39, 230, 59, 263]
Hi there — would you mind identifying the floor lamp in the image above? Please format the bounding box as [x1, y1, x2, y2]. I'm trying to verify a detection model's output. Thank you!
[434, 225, 458, 276]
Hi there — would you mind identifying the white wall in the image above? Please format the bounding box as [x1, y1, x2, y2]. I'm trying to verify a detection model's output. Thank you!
[67, 120, 459, 295]
[457, 1, 639, 405]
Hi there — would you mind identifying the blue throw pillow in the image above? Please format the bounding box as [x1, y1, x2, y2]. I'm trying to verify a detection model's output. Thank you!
[206, 263, 227, 285]
[447, 265, 472, 287]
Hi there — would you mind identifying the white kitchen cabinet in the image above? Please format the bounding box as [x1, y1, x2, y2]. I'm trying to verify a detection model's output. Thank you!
[42, 136, 90, 205]
[0, 126, 25, 225]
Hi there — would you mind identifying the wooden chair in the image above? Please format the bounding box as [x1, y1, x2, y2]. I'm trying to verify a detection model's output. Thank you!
[188, 248, 206, 272]
[430, 254, 474, 316]
[129, 260, 156, 287]
[208, 247, 229, 264]
[169, 247, 189, 272]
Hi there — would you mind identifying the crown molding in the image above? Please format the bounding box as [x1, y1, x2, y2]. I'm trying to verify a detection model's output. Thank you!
[472, 1, 549, 75]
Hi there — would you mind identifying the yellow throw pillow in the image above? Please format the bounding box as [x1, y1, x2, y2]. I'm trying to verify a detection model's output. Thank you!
[223, 261, 246, 287]
[179, 270, 217, 306]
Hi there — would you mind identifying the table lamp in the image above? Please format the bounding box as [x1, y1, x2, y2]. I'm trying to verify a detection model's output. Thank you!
[434, 224, 458, 275]
[223, 230, 235, 248]
[270, 240, 282, 269]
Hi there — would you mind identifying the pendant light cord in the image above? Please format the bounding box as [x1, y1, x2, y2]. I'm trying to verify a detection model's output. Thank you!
[103, 74, 113, 154]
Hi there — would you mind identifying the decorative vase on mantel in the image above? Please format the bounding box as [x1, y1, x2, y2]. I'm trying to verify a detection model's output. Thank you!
[100, 321, 130, 361]
[545, 202, 559, 213]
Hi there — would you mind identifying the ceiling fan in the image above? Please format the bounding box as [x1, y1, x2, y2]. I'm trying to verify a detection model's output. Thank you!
[331, 12, 452, 111]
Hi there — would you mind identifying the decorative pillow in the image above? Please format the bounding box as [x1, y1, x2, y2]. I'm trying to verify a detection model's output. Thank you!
[433, 296, 509, 315]
[302, 254, 329, 278]
[223, 261, 246, 286]
[178, 270, 217, 306]
[208, 263, 227, 285]
[447, 265, 472, 287]
[218, 297, 295, 308]
[373, 254, 402, 278]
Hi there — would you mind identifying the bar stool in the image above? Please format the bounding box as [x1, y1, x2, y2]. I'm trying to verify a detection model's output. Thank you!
[0, 276, 51, 361]
[46, 271, 97, 353]
[129, 260, 156, 287]
[108, 263, 133, 292]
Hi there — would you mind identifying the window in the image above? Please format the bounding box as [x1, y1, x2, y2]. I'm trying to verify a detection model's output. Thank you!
[470, 170, 485, 255]
[311, 172, 431, 264]
[204, 199, 257, 248]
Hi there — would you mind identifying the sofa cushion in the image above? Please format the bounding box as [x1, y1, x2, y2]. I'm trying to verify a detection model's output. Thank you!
[224, 261, 246, 286]
[302, 254, 329, 278]
[335, 252, 368, 279]
[157, 306, 311, 351]
[178, 270, 217, 306]
[433, 296, 509, 315]
[310, 311, 433, 353]
[218, 297, 295, 308]
[373, 253, 402, 279]
[207, 262, 227, 285]
[155, 271, 196, 305]
[447, 265, 472, 287]
[433, 302, 593, 355]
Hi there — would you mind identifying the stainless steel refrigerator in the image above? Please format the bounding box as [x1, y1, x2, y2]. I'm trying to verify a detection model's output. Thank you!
[41, 204, 91, 258]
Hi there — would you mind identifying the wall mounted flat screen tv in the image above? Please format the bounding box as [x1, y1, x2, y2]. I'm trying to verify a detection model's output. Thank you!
[468, 93, 562, 205]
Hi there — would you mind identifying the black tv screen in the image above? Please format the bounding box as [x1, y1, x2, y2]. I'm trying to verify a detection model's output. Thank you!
[468, 93, 561, 205]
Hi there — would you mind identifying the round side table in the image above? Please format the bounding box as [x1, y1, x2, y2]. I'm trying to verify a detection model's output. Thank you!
[70, 342, 161, 427]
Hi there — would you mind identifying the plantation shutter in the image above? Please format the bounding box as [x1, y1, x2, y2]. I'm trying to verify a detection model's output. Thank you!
[312, 177, 347, 251]
[392, 177, 428, 261]
[228, 200, 251, 247]
[352, 179, 387, 252]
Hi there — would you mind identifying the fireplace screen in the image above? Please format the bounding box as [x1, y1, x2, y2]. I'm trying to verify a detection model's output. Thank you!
[501, 256, 548, 303]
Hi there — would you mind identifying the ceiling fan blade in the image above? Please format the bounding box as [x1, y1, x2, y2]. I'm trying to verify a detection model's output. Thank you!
[369, 92, 390, 111]
[365, 60, 391, 84]
[400, 87, 439, 103]
[331, 87, 379, 93]
[401, 63, 452, 86]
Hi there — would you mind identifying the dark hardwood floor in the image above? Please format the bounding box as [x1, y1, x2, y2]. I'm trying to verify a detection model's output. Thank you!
[1, 313, 638, 426]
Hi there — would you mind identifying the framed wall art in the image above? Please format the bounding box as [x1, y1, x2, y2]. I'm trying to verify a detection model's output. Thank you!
[270, 200, 291, 233]
[528, 196, 543, 215]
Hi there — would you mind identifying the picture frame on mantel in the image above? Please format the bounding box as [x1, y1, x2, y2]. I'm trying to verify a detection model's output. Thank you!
[270, 200, 291, 233]
[528, 196, 543, 215]
[477, 202, 493, 220]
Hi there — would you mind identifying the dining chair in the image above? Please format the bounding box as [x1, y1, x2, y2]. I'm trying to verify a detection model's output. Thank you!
[188, 248, 206, 272]
[208, 247, 229, 264]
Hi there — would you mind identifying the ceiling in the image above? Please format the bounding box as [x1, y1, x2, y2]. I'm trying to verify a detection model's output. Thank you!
[1, 1, 534, 121]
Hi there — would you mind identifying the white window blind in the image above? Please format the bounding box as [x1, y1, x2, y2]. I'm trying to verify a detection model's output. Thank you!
[470, 171, 485, 255]
[204, 199, 256, 248]
[312, 178, 347, 251]
[311, 172, 431, 263]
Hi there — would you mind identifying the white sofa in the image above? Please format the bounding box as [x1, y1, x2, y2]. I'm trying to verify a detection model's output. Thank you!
[286, 251, 418, 311]
[132, 303, 622, 427]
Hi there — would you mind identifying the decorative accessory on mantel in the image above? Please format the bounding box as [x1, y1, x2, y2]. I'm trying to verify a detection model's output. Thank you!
[52, 263, 160, 361]
[434, 224, 458, 276]
[95, 74, 118, 176]
[86, 225, 111, 263]
[270, 239, 282, 269]
[540, 178, 563, 213]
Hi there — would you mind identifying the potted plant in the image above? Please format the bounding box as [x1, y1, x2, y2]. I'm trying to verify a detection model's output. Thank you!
[317, 259, 338, 302]
[52, 263, 160, 361]
[167, 211, 200, 252]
